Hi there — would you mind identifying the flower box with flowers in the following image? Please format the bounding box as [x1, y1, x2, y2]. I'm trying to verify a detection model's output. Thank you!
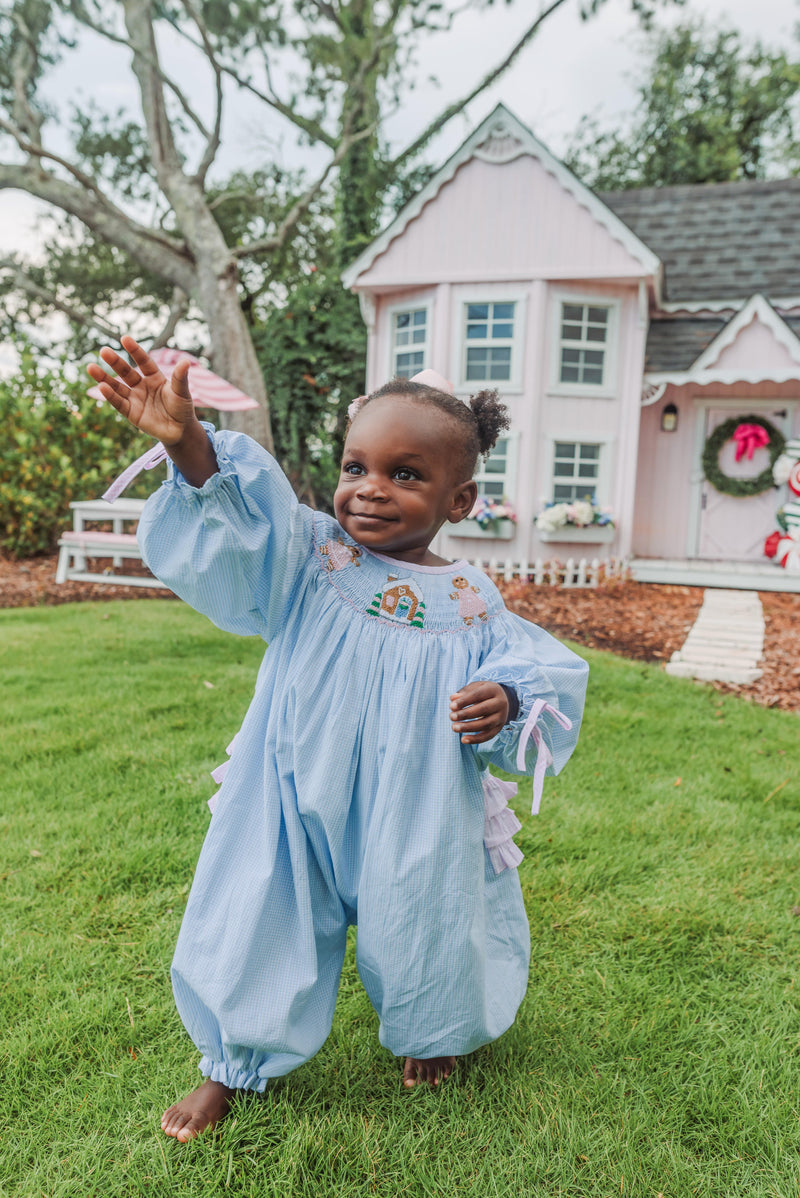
[535, 501, 615, 543]
[449, 497, 517, 539]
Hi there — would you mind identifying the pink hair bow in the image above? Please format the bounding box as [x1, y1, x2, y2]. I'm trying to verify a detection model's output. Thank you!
[347, 369, 454, 421]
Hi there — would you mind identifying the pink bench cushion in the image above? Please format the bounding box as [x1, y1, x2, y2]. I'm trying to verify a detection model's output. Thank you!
[59, 530, 139, 549]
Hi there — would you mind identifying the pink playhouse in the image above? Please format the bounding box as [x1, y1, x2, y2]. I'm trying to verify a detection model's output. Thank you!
[342, 105, 800, 591]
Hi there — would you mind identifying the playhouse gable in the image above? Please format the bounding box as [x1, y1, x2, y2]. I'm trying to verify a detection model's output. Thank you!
[693, 295, 800, 374]
[343, 105, 660, 291]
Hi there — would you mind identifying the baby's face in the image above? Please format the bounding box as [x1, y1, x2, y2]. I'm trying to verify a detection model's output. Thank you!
[334, 396, 468, 565]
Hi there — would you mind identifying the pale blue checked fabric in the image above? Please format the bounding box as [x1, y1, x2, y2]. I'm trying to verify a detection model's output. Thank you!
[137, 428, 589, 1091]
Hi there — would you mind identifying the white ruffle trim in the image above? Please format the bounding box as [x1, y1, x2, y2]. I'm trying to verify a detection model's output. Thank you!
[208, 734, 239, 814]
[482, 772, 523, 874]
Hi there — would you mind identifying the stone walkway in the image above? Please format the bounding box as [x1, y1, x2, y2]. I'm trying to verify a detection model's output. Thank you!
[665, 588, 765, 685]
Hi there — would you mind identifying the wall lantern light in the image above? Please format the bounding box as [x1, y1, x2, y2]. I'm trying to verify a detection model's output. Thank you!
[661, 402, 678, 433]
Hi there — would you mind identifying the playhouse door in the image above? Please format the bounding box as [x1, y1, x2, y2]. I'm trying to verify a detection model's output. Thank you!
[696, 405, 784, 561]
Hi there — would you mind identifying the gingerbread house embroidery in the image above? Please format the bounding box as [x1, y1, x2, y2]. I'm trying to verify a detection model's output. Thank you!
[366, 575, 426, 628]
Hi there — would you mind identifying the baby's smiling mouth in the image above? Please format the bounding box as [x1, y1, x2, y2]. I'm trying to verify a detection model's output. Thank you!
[349, 510, 395, 522]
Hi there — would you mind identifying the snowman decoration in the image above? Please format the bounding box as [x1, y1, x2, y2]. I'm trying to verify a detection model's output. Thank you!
[764, 437, 800, 572]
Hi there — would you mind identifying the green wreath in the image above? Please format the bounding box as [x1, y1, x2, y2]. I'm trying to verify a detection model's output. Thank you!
[702, 415, 785, 497]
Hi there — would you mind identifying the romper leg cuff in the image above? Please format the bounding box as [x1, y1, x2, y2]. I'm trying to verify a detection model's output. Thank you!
[199, 1057, 270, 1093]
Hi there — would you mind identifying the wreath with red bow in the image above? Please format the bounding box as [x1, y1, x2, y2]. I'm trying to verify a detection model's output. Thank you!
[702, 415, 785, 497]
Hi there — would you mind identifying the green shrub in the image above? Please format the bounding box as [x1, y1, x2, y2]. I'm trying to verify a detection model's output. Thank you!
[0, 345, 164, 558]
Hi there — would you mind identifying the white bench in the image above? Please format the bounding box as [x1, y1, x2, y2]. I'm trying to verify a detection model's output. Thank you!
[55, 529, 169, 588]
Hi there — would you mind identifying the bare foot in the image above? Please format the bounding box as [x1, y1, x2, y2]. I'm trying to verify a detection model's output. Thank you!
[403, 1055, 457, 1089]
[161, 1079, 236, 1141]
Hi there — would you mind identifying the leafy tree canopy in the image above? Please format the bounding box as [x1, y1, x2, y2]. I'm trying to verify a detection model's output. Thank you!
[565, 20, 800, 191]
[1, 0, 683, 464]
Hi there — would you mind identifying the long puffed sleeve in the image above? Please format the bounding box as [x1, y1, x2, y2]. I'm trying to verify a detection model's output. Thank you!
[137, 426, 313, 640]
[471, 613, 588, 807]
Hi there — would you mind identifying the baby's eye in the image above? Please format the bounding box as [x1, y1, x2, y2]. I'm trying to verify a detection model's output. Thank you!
[394, 467, 420, 481]
[343, 462, 365, 476]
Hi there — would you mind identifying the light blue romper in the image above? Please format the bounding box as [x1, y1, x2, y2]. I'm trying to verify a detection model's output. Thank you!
[138, 429, 588, 1091]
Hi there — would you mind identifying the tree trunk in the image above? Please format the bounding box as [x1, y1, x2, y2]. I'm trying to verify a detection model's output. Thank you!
[194, 255, 273, 447]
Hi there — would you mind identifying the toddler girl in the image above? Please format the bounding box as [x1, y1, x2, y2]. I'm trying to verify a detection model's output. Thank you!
[87, 337, 588, 1141]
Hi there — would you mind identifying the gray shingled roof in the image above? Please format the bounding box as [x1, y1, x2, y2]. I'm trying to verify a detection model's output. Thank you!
[600, 179, 800, 303]
[645, 314, 800, 374]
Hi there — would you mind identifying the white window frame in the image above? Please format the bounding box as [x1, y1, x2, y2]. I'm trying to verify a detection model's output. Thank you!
[386, 299, 432, 379]
[474, 430, 519, 504]
[456, 294, 525, 392]
[543, 433, 615, 508]
[549, 293, 619, 397]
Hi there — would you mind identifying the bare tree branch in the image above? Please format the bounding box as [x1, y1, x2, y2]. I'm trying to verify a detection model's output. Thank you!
[0, 113, 120, 202]
[123, 0, 186, 185]
[10, 9, 44, 144]
[0, 161, 196, 290]
[0, 257, 122, 341]
[66, 0, 213, 145]
[160, 14, 338, 151]
[178, 0, 225, 186]
[393, 0, 569, 170]
[233, 122, 378, 259]
[151, 287, 190, 348]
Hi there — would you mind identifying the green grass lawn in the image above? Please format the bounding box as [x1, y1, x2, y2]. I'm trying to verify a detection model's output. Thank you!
[2, 599, 799, 1198]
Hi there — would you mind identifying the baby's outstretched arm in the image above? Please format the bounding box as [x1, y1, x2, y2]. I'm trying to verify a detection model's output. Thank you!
[450, 681, 510, 744]
[87, 335, 218, 488]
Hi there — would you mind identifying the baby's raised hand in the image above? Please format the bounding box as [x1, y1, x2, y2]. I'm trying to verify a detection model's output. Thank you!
[450, 681, 509, 744]
[87, 335, 195, 447]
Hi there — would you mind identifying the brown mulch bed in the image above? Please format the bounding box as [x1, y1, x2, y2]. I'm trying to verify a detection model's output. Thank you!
[498, 579, 800, 714]
[0, 552, 177, 607]
[3, 554, 799, 714]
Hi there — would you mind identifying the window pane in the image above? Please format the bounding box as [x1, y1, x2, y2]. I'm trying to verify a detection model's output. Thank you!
[582, 366, 603, 384]
[584, 350, 604, 366]
[490, 362, 511, 380]
[555, 442, 576, 457]
[396, 351, 424, 374]
[412, 329, 426, 344]
[579, 444, 599, 459]
[578, 463, 598, 478]
[563, 304, 583, 321]
[588, 307, 608, 324]
[561, 323, 583, 341]
[412, 310, 426, 326]
[554, 484, 573, 501]
[553, 462, 573, 477]
[485, 458, 506, 474]
[466, 323, 488, 339]
[396, 313, 410, 329]
[560, 365, 579, 383]
[561, 348, 580, 365]
[493, 303, 515, 319]
[467, 304, 489, 320]
[492, 323, 513, 339]
[480, 480, 505, 498]
[586, 325, 607, 342]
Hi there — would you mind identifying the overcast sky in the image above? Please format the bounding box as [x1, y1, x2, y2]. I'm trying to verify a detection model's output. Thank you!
[1, 0, 797, 257]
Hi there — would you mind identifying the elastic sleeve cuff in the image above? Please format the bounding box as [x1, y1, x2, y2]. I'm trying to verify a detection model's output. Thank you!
[499, 684, 520, 723]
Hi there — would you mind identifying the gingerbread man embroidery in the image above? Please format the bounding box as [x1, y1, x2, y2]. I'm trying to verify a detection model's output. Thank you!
[320, 537, 362, 571]
[450, 575, 488, 625]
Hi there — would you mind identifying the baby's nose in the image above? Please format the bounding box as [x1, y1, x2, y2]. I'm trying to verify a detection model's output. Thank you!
[356, 475, 388, 498]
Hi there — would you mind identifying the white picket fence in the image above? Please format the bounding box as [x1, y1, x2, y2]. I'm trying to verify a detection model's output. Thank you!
[467, 556, 629, 588]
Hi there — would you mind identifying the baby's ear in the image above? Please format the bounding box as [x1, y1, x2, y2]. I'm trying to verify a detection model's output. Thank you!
[449, 479, 477, 523]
